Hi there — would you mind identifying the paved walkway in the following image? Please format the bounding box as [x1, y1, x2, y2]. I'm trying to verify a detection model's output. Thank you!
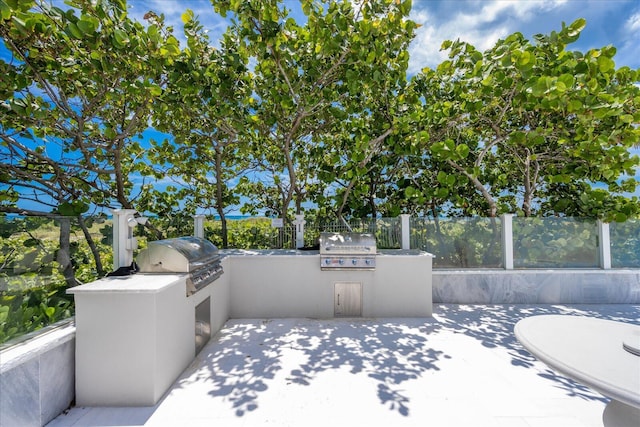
[48, 304, 640, 427]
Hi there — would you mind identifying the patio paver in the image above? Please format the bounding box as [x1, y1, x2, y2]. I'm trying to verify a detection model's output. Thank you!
[47, 304, 640, 427]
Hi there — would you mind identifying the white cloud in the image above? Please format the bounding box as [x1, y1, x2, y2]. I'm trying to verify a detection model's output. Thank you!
[625, 11, 640, 33]
[128, 0, 228, 47]
[407, 8, 446, 73]
[615, 8, 640, 68]
[407, 0, 567, 74]
[474, 0, 566, 22]
[611, 7, 640, 68]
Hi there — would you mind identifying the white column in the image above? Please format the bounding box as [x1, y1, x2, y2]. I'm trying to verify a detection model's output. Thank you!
[598, 220, 612, 269]
[193, 215, 205, 239]
[400, 214, 411, 250]
[111, 209, 139, 270]
[502, 214, 514, 270]
[294, 214, 306, 249]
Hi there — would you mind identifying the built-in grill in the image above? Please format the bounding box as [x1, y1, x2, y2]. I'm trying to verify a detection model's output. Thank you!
[136, 236, 223, 297]
[319, 232, 376, 270]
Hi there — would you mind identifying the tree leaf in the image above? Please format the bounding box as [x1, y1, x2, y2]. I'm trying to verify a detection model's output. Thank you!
[567, 18, 586, 37]
[0, 0, 11, 20]
[597, 56, 615, 73]
[65, 22, 83, 39]
[456, 144, 469, 159]
[76, 19, 96, 35]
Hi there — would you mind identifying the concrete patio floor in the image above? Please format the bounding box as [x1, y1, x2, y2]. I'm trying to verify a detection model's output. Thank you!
[48, 304, 640, 427]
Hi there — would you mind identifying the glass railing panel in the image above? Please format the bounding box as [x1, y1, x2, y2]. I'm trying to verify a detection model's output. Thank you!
[410, 217, 503, 268]
[512, 217, 598, 268]
[0, 214, 110, 344]
[375, 217, 402, 249]
[610, 220, 640, 268]
[300, 218, 399, 249]
[1, 215, 62, 291]
[207, 217, 296, 249]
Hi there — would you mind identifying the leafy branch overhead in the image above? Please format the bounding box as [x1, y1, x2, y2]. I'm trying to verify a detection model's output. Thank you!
[1, 0, 638, 231]
[408, 18, 639, 220]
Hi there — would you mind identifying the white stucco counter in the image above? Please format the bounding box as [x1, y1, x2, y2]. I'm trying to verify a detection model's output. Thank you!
[221, 249, 434, 318]
[68, 274, 221, 407]
[69, 249, 432, 407]
[69, 273, 186, 293]
[219, 249, 432, 257]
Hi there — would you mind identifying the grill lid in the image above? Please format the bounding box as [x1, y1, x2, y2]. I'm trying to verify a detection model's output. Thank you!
[136, 237, 223, 297]
[319, 232, 376, 255]
[137, 236, 221, 273]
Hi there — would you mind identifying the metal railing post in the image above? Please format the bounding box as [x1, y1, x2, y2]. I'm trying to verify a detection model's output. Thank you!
[194, 215, 205, 239]
[597, 220, 612, 269]
[502, 214, 514, 270]
[294, 214, 306, 249]
[400, 214, 411, 250]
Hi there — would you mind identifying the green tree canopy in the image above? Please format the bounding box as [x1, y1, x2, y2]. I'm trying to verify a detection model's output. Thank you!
[1, 0, 180, 216]
[213, 0, 416, 224]
[410, 18, 639, 220]
[1, 1, 638, 229]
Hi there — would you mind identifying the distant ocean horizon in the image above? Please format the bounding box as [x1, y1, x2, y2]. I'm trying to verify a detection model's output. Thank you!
[2, 213, 256, 220]
[214, 215, 253, 220]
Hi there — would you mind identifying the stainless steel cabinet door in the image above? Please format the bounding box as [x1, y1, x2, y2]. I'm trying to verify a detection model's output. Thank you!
[334, 282, 362, 317]
[195, 297, 211, 355]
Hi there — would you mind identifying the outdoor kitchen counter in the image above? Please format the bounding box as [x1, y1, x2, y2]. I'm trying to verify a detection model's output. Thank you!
[219, 249, 433, 256]
[69, 273, 218, 407]
[221, 249, 434, 318]
[68, 273, 186, 293]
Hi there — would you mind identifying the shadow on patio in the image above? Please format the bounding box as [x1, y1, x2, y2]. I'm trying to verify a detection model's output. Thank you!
[48, 304, 640, 427]
[172, 304, 638, 417]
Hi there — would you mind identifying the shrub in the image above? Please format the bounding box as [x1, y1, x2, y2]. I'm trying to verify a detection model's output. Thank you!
[0, 282, 74, 344]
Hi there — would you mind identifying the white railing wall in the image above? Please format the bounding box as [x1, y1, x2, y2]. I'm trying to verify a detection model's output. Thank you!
[502, 214, 514, 270]
[193, 215, 206, 239]
[597, 220, 612, 270]
[193, 214, 639, 270]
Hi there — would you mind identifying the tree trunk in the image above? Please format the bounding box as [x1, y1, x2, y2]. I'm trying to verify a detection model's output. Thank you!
[521, 150, 540, 218]
[77, 215, 105, 277]
[430, 199, 447, 249]
[57, 217, 79, 287]
[295, 191, 303, 215]
[522, 153, 533, 217]
[214, 148, 229, 248]
[143, 221, 164, 241]
[220, 216, 228, 249]
[446, 159, 498, 217]
[368, 175, 377, 219]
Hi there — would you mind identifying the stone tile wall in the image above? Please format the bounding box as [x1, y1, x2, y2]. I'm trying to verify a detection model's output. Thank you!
[433, 270, 640, 304]
[0, 322, 75, 427]
[1, 268, 638, 426]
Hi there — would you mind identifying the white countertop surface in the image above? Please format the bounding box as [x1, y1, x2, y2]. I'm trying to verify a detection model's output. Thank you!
[220, 249, 317, 256]
[67, 273, 185, 294]
[219, 249, 434, 257]
[515, 315, 640, 408]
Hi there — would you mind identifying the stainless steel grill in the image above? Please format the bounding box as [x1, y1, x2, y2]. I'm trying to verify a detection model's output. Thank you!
[319, 232, 376, 270]
[136, 237, 223, 296]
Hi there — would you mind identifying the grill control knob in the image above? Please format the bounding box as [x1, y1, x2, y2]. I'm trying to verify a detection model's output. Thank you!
[365, 259, 372, 265]
[352, 259, 358, 265]
[339, 259, 345, 265]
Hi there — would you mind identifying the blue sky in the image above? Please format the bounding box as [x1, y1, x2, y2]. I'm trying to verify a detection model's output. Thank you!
[129, 0, 640, 72]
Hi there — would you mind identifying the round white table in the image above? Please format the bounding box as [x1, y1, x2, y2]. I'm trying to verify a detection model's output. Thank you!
[514, 315, 640, 427]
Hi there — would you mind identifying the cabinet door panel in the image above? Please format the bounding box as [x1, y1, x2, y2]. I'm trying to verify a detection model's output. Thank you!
[334, 282, 362, 317]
